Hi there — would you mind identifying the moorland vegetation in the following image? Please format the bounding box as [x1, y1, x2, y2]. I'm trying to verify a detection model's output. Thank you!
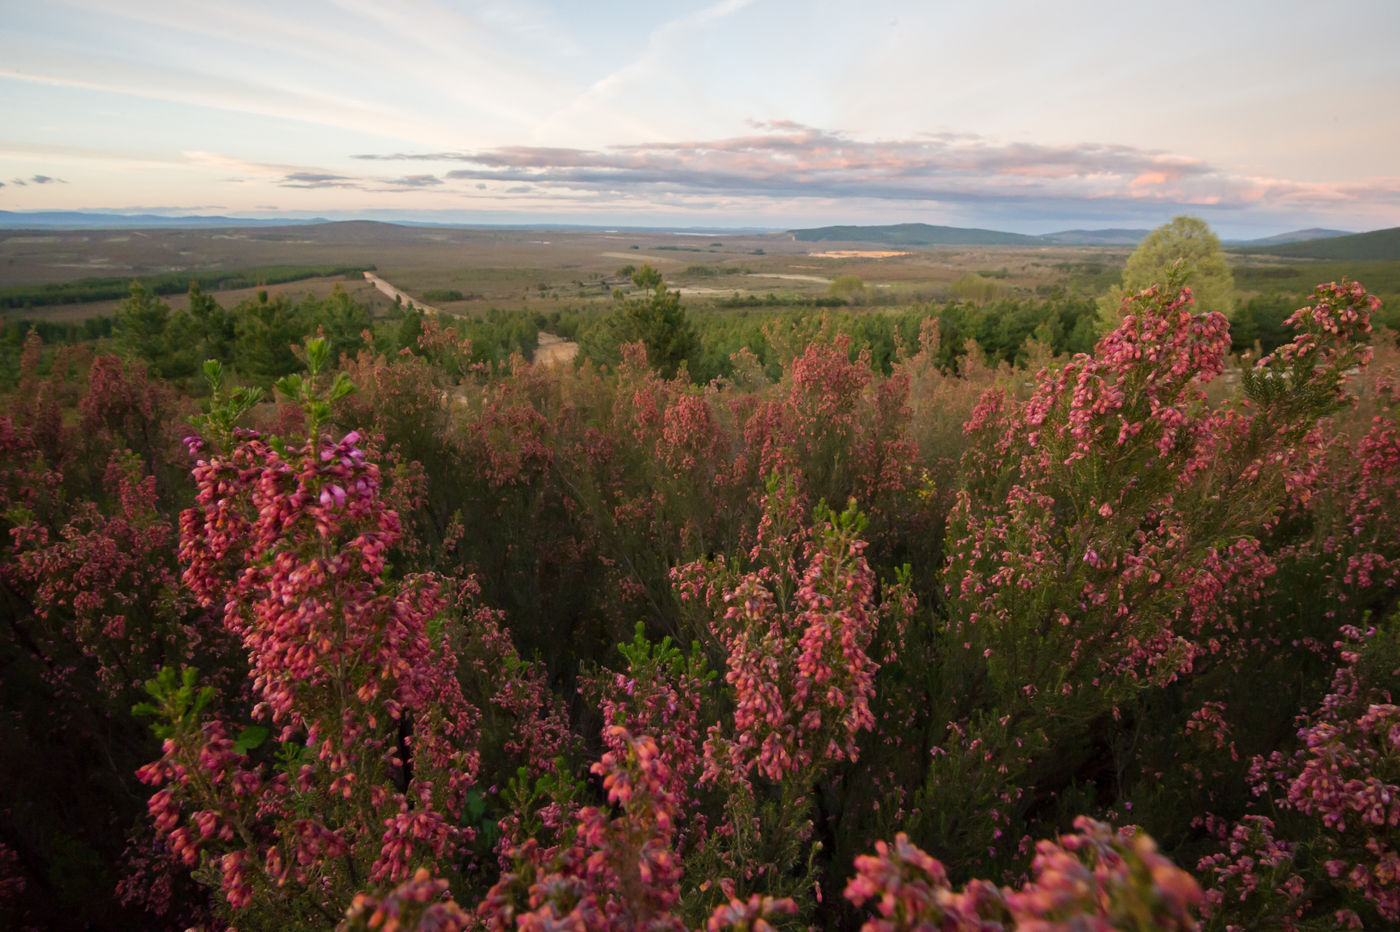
[1, 219, 1397, 930]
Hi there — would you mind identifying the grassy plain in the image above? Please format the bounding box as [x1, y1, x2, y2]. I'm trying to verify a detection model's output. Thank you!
[0, 222, 1126, 316]
[3, 220, 1397, 326]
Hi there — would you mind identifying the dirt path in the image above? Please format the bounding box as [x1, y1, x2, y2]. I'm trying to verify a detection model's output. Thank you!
[363, 272, 575, 366]
[363, 271, 440, 315]
[600, 251, 683, 265]
[808, 250, 910, 258]
[533, 331, 578, 367]
[747, 272, 833, 284]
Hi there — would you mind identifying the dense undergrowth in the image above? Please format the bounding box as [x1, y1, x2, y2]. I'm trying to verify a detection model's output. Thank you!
[1, 275, 1397, 930]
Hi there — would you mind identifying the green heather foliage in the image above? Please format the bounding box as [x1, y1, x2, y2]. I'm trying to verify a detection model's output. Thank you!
[1, 265, 1398, 931]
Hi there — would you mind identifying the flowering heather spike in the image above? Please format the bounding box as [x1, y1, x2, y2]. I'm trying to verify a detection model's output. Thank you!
[339, 867, 474, 932]
[846, 820, 1200, 931]
[735, 335, 918, 536]
[141, 426, 481, 920]
[13, 451, 193, 697]
[686, 486, 887, 786]
[478, 728, 686, 932]
[705, 893, 798, 931]
[588, 626, 708, 828]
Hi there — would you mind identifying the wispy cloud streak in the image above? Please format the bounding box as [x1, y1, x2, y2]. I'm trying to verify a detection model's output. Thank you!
[5, 173, 68, 187]
[354, 122, 1400, 216]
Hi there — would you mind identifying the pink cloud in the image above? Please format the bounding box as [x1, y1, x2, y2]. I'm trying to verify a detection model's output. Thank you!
[347, 122, 1400, 224]
[1130, 171, 1171, 188]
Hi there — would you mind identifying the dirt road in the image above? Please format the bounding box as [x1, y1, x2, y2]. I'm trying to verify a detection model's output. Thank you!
[364, 271, 439, 315]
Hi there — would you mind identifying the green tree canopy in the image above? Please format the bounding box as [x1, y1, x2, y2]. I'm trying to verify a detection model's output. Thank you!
[827, 274, 868, 304]
[1099, 216, 1236, 328]
[580, 265, 697, 378]
[112, 281, 172, 363]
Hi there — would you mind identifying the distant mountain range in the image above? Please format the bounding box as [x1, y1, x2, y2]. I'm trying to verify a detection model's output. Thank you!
[1226, 228, 1353, 247]
[791, 223, 1155, 246]
[789, 223, 1375, 249]
[2, 213, 1393, 261]
[0, 211, 329, 229]
[1226, 226, 1400, 261]
[1037, 229, 1154, 245]
[791, 223, 1047, 246]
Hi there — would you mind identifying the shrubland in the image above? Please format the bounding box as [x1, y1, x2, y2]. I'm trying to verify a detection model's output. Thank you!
[1, 259, 1397, 930]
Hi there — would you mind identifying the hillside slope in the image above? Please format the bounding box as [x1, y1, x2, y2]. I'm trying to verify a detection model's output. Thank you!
[1233, 227, 1400, 261]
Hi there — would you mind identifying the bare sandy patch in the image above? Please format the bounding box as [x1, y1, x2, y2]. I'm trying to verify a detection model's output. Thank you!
[600, 251, 683, 264]
[808, 250, 911, 259]
[534, 331, 578, 367]
[676, 286, 737, 295]
[747, 272, 832, 284]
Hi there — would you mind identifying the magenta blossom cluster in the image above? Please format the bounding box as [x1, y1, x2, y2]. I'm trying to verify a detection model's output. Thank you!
[12, 451, 191, 697]
[846, 817, 1201, 931]
[944, 278, 1378, 729]
[1201, 629, 1399, 927]
[1023, 284, 1231, 463]
[1257, 279, 1377, 375]
[590, 639, 708, 836]
[675, 489, 888, 786]
[478, 727, 685, 931]
[339, 867, 474, 932]
[140, 426, 479, 916]
[738, 336, 917, 532]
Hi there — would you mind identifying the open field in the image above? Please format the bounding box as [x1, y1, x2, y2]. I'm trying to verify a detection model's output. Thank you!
[4, 222, 1398, 329]
[0, 222, 1130, 315]
[3, 275, 397, 323]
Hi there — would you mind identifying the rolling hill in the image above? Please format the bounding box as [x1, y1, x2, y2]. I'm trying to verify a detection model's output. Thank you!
[1228, 228, 1353, 247]
[791, 223, 1153, 247]
[1231, 227, 1400, 261]
[1037, 229, 1150, 245]
[790, 223, 1042, 246]
[0, 210, 329, 229]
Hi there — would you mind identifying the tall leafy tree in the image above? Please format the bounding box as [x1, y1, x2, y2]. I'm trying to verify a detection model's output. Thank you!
[1099, 215, 1236, 328]
[582, 265, 697, 378]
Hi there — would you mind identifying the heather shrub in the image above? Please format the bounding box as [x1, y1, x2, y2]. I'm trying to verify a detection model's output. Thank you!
[3, 272, 1398, 931]
[0, 336, 211, 929]
[673, 480, 916, 922]
[137, 343, 483, 926]
[1198, 618, 1399, 929]
[908, 276, 1379, 877]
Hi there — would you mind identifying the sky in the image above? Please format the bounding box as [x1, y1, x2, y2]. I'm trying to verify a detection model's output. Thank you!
[1, 0, 1398, 238]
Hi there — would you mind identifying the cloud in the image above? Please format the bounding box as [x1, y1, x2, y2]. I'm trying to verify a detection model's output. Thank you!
[88, 205, 227, 213]
[386, 174, 443, 188]
[275, 170, 448, 192]
[353, 122, 1400, 220]
[279, 171, 360, 189]
[29, 174, 66, 184]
